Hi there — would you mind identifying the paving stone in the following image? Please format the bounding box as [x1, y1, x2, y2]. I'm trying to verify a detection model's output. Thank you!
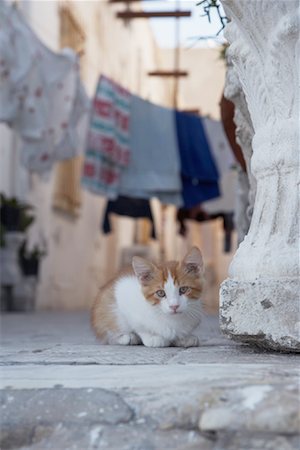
[1, 312, 300, 450]
[1, 312, 94, 345]
[1, 344, 181, 365]
[88, 424, 213, 450]
[167, 343, 300, 365]
[6, 423, 214, 450]
[3, 362, 298, 391]
[215, 432, 300, 450]
[199, 384, 300, 434]
[0, 388, 134, 449]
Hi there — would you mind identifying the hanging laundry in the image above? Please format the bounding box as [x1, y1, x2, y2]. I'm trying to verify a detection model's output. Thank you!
[176, 115, 236, 252]
[202, 117, 235, 175]
[201, 118, 237, 216]
[210, 212, 235, 253]
[177, 206, 210, 236]
[175, 111, 220, 208]
[202, 169, 237, 214]
[82, 75, 131, 199]
[102, 196, 156, 239]
[53, 82, 90, 162]
[120, 95, 182, 206]
[176, 206, 235, 253]
[19, 59, 90, 173]
[0, 7, 28, 124]
[176, 116, 236, 253]
[0, 2, 89, 173]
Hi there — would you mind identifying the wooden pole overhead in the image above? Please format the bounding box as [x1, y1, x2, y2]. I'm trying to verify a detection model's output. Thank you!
[148, 70, 188, 77]
[116, 10, 191, 19]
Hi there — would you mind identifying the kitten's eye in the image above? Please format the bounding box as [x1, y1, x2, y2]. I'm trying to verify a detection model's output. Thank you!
[156, 290, 166, 298]
[179, 286, 189, 295]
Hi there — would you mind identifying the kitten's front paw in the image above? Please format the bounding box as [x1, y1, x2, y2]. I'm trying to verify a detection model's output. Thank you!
[115, 333, 142, 346]
[173, 336, 200, 348]
[140, 334, 170, 348]
[129, 333, 142, 345]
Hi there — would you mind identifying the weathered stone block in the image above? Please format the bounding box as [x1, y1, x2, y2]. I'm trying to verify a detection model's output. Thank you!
[0, 387, 134, 448]
[219, 0, 300, 353]
[199, 384, 300, 434]
[220, 278, 300, 352]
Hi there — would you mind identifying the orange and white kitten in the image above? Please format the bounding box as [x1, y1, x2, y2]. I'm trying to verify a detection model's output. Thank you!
[91, 247, 205, 347]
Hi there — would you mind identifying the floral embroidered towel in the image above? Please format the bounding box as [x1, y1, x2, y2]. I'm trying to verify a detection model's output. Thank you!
[82, 75, 131, 198]
[0, 3, 89, 173]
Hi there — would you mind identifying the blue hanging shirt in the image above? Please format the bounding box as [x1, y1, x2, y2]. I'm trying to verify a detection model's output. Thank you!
[175, 111, 220, 208]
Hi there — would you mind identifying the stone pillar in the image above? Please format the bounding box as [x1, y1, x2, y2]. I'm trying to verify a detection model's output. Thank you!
[220, 0, 300, 352]
[224, 42, 256, 243]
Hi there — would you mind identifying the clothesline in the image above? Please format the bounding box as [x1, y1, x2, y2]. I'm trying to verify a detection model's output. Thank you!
[22, 7, 178, 109]
[82, 74, 235, 209]
[0, 2, 237, 254]
[1, 1, 235, 212]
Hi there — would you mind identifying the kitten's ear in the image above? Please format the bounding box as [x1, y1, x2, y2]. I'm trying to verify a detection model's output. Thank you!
[132, 257, 157, 285]
[182, 247, 204, 275]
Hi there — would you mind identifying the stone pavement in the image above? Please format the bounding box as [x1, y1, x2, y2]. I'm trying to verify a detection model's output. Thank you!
[1, 312, 299, 450]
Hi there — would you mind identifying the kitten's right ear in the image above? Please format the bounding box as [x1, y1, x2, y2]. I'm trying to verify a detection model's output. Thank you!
[182, 246, 204, 275]
[132, 257, 157, 285]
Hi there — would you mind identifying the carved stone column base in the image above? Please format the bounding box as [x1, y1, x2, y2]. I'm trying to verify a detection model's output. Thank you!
[220, 278, 300, 352]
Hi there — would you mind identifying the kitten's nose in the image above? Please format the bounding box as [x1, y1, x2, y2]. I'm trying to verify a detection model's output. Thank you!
[170, 305, 179, 313]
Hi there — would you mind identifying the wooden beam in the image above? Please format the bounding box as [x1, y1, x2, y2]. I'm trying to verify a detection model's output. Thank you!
[110, 0, 153, 3]
[116, 10, 191, 19]
[148, 70, 188, 77]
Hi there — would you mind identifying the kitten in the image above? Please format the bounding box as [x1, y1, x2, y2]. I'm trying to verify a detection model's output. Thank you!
[91, 247, 205, 347]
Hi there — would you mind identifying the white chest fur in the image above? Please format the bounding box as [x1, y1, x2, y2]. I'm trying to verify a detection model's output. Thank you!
[114, 275, 202, 341]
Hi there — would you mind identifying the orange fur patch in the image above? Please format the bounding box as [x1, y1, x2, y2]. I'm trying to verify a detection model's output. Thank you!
[91, 267, 133, 342]
[91, 283, 118, 342]
[140, 260, 204, 304]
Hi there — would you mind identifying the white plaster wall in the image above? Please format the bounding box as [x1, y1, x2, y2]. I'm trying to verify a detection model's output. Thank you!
[1, 1, 233, 311]
[0, 0, 176, 310]
[161, 47, 227, 118]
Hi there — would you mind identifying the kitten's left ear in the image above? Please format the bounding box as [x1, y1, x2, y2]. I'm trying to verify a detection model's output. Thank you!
[132, 256, 157, 285]
[182, 246, 204, 275]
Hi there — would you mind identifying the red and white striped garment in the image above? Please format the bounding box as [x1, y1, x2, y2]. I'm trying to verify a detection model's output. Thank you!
[82, 75, 131, 198]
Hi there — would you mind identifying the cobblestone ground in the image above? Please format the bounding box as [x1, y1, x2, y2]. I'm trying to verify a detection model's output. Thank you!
[1, 312, 299, 450]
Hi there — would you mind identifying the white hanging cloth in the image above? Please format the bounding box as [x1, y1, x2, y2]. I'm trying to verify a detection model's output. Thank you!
[0, 2, 90, 173]
[202, 117, 237, 213]
[202, 117, 235, 176]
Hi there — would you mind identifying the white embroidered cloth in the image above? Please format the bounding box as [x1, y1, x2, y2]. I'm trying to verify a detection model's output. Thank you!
[0, 3, 89, 173]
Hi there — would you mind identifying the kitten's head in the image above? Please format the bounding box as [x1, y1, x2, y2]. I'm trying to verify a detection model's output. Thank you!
[132, 247, 204, 315]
